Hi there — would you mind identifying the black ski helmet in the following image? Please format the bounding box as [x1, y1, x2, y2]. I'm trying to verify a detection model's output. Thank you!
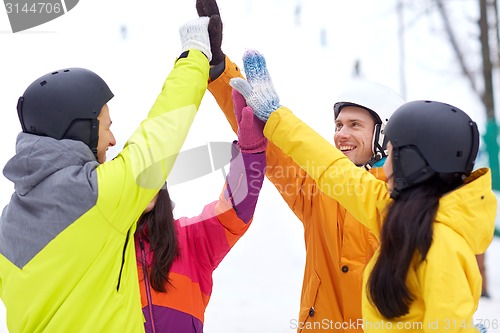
[17, 68, 114, 156]
[383, 100, 479, 198]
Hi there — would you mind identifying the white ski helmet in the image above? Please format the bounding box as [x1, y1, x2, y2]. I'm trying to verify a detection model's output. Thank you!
[333, 80, 405, 169]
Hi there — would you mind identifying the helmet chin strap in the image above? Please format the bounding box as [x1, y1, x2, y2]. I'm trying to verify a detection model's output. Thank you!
[90, 118, 99, 161]
[363, 153, 383, 170]
[91, 148, 99, 161]
[364, 123, 386, 170]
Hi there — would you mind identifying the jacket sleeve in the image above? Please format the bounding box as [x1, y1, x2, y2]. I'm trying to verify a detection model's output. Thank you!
[420, 225, 480, 333]
[208, 56, 243, 134]
[264, 106, 391, 236]
[222, 142, 265, 225]
[208, 56, 329, 224]
[96, 50, 209, 234]
[178, 142, 265, 272]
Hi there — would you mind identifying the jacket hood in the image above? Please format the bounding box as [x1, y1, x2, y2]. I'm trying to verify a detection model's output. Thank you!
[435, 168, 497, 254]
[3, 133, 97, 196]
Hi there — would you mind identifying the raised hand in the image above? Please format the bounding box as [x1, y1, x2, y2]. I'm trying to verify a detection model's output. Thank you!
[196, 0, 225, 66]
[179, 17, 212, 62]
[232, 89, 267, 153]
[230, 49, 280, 122]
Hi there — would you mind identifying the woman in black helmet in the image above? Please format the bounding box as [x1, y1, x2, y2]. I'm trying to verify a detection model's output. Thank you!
[232, 49, 496, 332]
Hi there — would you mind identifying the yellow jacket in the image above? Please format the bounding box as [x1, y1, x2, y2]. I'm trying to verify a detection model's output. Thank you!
[265, 106, 497, 333]
[208, 57, 381, 332]
[0, 50, 208, 332]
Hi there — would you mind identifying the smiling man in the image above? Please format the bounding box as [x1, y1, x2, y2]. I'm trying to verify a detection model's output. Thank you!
[213, 68, 404, 333]
[197, 0, 405, 330]
[232, 49, 494, 333]
[223, 49, 405, 332]
[333, 80, 404, 170]
[335, 107, 375, 166]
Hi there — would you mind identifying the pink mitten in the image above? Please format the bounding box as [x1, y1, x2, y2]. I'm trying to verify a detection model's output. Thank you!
[232, 89, 268, 153]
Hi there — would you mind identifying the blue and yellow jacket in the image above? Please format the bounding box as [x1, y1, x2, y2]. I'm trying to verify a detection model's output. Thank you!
[0, 50, 209, 332]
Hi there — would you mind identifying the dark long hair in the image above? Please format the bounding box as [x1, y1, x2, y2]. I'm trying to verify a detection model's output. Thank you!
[136, 188, 178, 292]
[368, 174, 462, 319]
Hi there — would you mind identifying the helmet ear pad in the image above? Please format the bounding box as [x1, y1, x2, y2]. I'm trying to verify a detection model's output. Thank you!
[391, 145, 465, 199]
[64, 118, 100, 155]
[392, 146, 435, 195]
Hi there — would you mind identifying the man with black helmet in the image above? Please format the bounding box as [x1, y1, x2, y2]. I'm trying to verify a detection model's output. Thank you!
[16, 67, 117, 164]
[233, 49, 496, 333]
[196, 1, 404, 331]
[0, 16, 216, 332]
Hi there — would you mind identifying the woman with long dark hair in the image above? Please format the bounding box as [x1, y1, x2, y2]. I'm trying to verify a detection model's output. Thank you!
[231, 49, 496, 332]
[135, 90, 267, 333]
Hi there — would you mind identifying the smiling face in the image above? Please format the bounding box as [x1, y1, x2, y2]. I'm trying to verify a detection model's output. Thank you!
[334, 106, 376, 166]
[96, 104, 116, 163]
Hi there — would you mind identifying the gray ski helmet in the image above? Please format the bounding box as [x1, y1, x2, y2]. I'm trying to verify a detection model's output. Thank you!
[17, 68, 114, 156]
[383, 100, 479, 196]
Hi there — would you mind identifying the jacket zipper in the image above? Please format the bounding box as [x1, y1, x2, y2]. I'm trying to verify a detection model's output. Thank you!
[140, 237, 157, 333]
[116, 229, 131, 291]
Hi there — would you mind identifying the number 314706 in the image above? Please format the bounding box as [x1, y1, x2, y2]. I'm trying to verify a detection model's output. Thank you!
[5, 3, 62, 14]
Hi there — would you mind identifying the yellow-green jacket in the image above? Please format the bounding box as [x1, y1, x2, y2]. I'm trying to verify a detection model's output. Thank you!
[265, 106, 496, 332]
[0, 50, 208, 332]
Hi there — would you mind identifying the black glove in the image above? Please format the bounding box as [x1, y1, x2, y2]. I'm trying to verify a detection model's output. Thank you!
[196, 0, 225, 66]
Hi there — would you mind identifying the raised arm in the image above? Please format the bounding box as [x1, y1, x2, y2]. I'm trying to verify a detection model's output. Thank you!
[266, 107, 390, 236]
[198, 1, 329, 224]
[97, 18, 215, 233]
[231, 49, 391, 235]
[178, 90, 266, 271]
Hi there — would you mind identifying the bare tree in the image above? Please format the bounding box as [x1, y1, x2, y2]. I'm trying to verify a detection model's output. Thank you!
[434, 0, 500, 189]
[435, 0, 479, 95]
